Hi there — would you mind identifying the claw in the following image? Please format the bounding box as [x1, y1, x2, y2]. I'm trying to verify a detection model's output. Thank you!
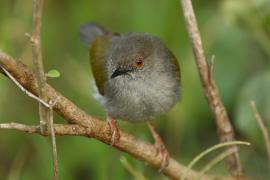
[107, 116, 120, 146]
[147, 122, 170, 172]
[155, 139, 170, 172]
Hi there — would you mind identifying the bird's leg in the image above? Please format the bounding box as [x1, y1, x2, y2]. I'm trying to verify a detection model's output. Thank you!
[147, 121, 170, 172]
[107, 115, 120, 146]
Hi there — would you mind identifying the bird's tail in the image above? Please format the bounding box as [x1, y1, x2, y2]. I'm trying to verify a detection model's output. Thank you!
[79, 22, 108, 47]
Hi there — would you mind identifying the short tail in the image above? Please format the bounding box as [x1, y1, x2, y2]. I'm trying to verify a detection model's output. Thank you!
[79, 22, 108, 47]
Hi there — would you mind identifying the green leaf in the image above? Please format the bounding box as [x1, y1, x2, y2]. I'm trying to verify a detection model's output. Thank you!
[46, 69, 61, 78]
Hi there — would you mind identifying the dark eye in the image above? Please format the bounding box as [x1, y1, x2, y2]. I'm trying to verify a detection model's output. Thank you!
[133, 55, 144, 68]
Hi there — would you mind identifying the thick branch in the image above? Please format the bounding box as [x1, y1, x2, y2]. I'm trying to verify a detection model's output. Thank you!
[179, 0, 244, 178]
[0, 50, 229, 180]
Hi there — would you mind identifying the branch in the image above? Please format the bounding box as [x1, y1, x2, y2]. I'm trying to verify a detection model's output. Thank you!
[0, 50, 230, 180]
[0, 65, 50, 108]
[179, 0, 244, 178]
[29, 0, 58, 179]
[250, 101, 270, 163]
[0, 122, 91, 136]
[48, 101, 59, 179]
[30, 0, 48, 133]
[199, 149, 238, 178]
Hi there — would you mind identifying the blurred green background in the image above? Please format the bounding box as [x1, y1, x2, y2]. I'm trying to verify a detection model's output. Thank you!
[1, 0, 270, 179]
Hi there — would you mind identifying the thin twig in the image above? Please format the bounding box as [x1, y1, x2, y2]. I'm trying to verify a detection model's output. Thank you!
[31, 0, 48, 133]
[1, 65, 58, 176]
[0, 122, 40, 133]
[181, 141, 250, 180]
[250, 100, 270, 163]
[179, 0, 244, 178]
[0, 65, 50, 108]
[199, 148, 237, 178]
[48, 101, 59, 180]
[0, 50, 232, 180]
[0, 122, 90, 136]
[30, 0, 58, 179]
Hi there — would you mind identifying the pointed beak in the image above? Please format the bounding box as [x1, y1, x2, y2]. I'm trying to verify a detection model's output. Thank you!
[111, 68, 132, 79]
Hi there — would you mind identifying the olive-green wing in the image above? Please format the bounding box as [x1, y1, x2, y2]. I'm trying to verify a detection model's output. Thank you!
[90, 34, 115, 95]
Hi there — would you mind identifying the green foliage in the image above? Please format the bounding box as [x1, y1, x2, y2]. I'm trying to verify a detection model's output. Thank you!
[0, 0, 270, 179]
[235, 70, 270, 148]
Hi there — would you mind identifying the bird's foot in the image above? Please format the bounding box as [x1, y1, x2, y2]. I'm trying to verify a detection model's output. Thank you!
[154, 134, 170, 172]
[147, 122, 170, 172]
[107, 116, 120, 146]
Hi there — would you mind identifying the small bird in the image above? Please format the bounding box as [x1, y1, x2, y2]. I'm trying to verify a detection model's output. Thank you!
[79, 23, 181, 171]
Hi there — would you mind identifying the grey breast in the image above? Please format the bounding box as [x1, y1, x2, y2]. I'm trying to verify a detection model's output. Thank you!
[104, 61, 180, 122]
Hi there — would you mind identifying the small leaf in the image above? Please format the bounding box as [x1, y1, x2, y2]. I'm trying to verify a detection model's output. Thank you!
[46, 69, 61, 78]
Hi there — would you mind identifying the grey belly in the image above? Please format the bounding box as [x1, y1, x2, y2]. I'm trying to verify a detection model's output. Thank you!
[97, 75, 180, 122]
[104, 85, 177, 122]
[105, 94, 157, 122]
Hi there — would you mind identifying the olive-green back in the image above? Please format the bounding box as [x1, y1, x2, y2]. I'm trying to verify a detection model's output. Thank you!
[90, 34, 115, 95]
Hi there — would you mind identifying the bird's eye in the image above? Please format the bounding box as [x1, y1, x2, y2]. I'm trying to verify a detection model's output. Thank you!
[133, 55, 144, 68]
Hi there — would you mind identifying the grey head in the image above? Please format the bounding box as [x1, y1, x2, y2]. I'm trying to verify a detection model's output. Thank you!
[102, 33, 181, 122]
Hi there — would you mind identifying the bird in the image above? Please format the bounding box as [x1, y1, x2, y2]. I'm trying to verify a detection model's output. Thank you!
[79, 23, 181, 171]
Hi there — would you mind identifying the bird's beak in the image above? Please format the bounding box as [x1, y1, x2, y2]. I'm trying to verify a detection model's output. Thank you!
[111, 68, 132, 79]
